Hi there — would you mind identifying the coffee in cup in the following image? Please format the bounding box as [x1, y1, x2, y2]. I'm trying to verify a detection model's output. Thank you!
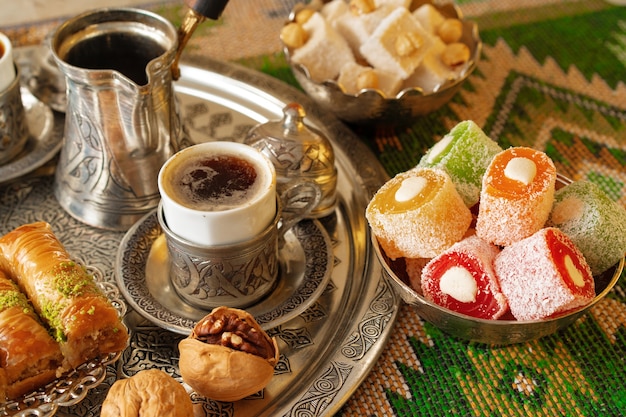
[158, 141, 277, 246]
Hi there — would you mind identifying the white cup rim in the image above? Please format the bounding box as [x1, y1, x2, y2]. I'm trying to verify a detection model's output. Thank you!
[158, 141, 276, 215]
[0, 32, 16, 93]
[0, 33, 12, 61]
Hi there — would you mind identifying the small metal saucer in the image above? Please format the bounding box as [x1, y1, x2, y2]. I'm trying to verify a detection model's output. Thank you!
[16, 41, 67, 113]
[0, 88, 61, 185]
[26, 53, 66, 113]
[115, 209, 334, 334]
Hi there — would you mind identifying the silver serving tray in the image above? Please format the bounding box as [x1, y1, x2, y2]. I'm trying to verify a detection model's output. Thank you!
[2, 50, 398, 416]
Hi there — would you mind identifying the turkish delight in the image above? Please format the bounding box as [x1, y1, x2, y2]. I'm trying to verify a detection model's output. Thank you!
[291, 12, 355, 82]
[476, 147, 556, 246]
[417, 120, 502, 207]
[366, 167, 472, 259]
[549, 180, 626, 275]
[494, 227, 595, 320]
[421, 235, 508, 319]
[359, 7, 435, 80]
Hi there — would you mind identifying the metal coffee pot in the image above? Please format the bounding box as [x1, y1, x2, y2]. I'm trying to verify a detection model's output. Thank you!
[51, 1, 229, 231]
[50, 8, 181, 231]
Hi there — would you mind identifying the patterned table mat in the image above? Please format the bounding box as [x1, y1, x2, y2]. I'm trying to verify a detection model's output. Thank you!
[337, 2, 626, 416]
[3, 0, 625, 416]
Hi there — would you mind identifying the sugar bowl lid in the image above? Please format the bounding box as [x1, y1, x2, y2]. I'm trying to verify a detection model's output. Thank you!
[244, 102, 337, 218]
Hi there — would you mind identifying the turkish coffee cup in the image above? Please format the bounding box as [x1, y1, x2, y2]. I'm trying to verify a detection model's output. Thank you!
[157, 141, 321, 308]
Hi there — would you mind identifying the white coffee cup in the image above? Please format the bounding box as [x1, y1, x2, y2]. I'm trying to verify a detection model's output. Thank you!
[0, 33, 16, 93]
[158, 141, 277, 246]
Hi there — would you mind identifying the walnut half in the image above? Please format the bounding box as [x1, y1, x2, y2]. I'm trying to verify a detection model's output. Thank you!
[178, 306, 279, 402]
[101, 369, 193, 417]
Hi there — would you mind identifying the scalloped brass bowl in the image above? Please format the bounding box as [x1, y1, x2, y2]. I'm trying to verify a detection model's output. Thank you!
[282, 1, 482, 125]
[370, 175, 624, 345]
[373, 236, 623, 345]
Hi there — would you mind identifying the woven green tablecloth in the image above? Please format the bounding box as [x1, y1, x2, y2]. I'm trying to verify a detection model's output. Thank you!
[4, 0, 625, 415]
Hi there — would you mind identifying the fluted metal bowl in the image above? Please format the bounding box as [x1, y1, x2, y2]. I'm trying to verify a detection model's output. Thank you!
[371, 175, 624, 345]
[282, 0, 482, 125]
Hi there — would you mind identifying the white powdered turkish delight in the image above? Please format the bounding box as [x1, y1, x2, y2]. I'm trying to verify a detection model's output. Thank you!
[412, 3, 446, 34]
[321, 0, 349, 26]
[337, 62, 403, 97]
[359, 7, 435, 80]
[402, 38, 456, 93]
[291, 12, 355, 82]
[334, 5, 395, 59]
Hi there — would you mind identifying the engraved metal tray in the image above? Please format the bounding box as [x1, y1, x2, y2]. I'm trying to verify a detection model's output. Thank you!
[2, 49, 399, 416]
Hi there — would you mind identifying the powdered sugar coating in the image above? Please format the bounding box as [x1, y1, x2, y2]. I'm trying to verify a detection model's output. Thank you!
[366, 167, 472, 259]
[494, 227, 595, 321]
[548, 180, 626, 275]
[421, 235, 508, 319]
[417, 120, 502, 207]
[476, 147, 556, 247]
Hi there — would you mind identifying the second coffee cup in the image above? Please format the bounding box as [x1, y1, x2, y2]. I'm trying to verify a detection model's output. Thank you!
[158, 141, 277, 246]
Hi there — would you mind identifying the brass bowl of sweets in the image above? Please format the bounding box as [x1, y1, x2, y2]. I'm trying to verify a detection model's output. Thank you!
[373, 233, 623, 345]
[365, 120, 625, 344]
[372, 167, 626, 345]
[281, 0, 481, 125]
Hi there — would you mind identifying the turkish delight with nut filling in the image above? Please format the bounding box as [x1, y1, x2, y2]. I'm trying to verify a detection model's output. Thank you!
[290, 12, 355, 82]
[417, 120, 502, 207]
[366, 167, 472, 259]
[476, 147, 556, 246]
[337, 61, 403, 97]
[494, 227, 595, 321]
[548, 180, 626, 275]
[359, 7, 435, 80]
[402, 38, 454, 93]
[335, 4, 394, 59]
[421, 235, 508, 320]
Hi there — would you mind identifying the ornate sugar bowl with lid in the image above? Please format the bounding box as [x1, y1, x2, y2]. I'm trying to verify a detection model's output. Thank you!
[245, 102, 337, 218]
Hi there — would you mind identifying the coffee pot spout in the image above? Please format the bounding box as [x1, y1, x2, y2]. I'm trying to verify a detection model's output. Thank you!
[172, 0, 230, 80]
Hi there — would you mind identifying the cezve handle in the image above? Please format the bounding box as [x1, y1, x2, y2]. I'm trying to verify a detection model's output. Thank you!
[171, 0, 230, 80]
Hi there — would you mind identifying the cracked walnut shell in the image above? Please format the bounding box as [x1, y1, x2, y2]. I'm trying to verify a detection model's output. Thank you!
[178, 306, 279, 402]
[100, 369, 193, 417]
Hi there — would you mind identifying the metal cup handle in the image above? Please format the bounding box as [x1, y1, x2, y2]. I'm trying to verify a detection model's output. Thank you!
[278, 179, 322, 245]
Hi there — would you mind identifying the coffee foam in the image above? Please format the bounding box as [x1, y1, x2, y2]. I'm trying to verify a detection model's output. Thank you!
[163, 151, 270, 212]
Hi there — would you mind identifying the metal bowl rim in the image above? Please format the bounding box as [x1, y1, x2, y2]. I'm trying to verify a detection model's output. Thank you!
[283, 1, 482, 101]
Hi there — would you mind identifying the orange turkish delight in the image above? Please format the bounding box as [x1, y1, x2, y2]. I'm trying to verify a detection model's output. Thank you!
[476, 147, 556, 246]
